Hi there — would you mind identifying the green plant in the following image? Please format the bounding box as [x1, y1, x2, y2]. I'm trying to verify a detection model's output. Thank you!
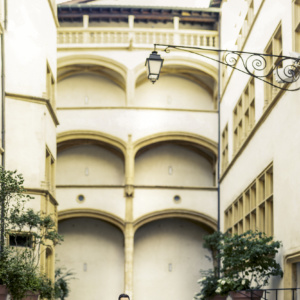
[0, 168, 63, 299]
[194, 232, 226, 300]
[203, 231, 225, 277]
[215, 277, 250, 294]
[195, 230, 283, 299]
[54, 267, 76, 300]
[221, 230, 283, 289]
[194, 270, 219, 300]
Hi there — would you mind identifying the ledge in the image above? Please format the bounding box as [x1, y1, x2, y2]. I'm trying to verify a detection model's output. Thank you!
[6, 92, 59, 126]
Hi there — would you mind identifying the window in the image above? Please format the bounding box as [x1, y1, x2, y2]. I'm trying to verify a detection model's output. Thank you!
[293, 0, 300, 52]
[46, 63, 56, 109]
[264, 24, 282, 104]
[233, 78, 255, 154]
[225, 163, 273, 236]
[45, 147, 55, 195]
[9, 234, 32, 248]
[236, 0, 254, 50]
[221, 124, 229, 172]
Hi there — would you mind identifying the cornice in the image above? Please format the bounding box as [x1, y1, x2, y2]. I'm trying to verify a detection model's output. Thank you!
[6, 92, 59, 126]
[57, 106, 218, 114]
[25, 187, 59, 206]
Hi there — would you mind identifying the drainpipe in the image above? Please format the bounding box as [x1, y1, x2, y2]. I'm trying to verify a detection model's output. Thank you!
[217, 12, 221, 233]
[0, 0, 7, 256]
[217, 8, 222, 279]
[1, 0, 6, 168]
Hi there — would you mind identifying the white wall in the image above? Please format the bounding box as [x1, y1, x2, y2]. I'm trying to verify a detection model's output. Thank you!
[57, 145, 124, 185]
[56, 218, 124, 300]
[134, 218, 213, 300]
[134, 75, 213, 110]
[57, 74, 126, 107]
[135, 144, 214, 186]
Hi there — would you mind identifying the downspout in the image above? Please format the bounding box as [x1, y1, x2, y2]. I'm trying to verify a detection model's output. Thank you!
[217, 6, 222, 279]
[217, 10, 221, 233]
[1, 0, 6, 168]
[0, 0, 7, 256]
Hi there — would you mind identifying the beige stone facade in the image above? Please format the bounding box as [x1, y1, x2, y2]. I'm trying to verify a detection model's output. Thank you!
[1, 0, 299, 299]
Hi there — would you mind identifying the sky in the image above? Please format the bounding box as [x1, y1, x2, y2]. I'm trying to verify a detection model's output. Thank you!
[56, 0, 211, 8]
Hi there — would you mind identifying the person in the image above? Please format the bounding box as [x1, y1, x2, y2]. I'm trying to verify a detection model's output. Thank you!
[118, 293, 130, 300]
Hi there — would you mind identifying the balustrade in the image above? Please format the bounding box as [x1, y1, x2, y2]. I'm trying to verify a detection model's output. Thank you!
[57, 28, 218, 49]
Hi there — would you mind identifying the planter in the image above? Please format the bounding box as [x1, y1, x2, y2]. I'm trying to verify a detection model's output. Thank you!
[208, 295, 227, 300]
[22, 292, 39, 300]
[229, 290, 263, 300]
[0, 285, 8, 300]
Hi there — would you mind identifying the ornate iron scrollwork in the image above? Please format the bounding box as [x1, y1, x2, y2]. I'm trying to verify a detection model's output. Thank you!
[154, 44, 300, 91]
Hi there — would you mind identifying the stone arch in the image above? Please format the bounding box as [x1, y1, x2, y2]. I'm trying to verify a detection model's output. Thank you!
[133, 208, 217, 234]
[57, 130, 127, 159]
[57, 54, 128, 90]
[133, 131, 218, 164]
[58, 208, 125, 233]
[134, 55, 218, 94]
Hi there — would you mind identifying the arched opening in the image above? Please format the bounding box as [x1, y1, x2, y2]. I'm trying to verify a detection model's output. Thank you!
[56, 217, 124, 300]
[133, 218, 213, 300]
[57, 143, 124, 186]
[134, 74, 214, 110]
[57, 72, 126, 108]
[135, 141, 215, 187]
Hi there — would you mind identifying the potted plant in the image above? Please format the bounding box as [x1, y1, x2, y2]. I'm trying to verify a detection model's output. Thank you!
[194, 270, 228, 300]
[0, 168, 63, 300]
[194, 232, 228, 300]
[221, 230, 283, 300]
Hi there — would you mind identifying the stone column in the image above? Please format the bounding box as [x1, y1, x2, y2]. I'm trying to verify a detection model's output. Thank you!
[128, 15, 135, 50]
[124, 223, 134, 298]
[124, 134, 135, 298]
[125, 135, 134, 186]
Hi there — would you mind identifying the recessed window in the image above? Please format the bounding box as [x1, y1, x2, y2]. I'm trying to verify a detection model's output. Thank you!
[9, 234, 32, 248]
[225, 164, 273, 236]
[77, 194, 85, 203]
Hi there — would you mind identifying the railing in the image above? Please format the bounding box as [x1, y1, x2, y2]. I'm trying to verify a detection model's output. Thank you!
[57, 28, 218, 48]
[232, 288, 300, 300]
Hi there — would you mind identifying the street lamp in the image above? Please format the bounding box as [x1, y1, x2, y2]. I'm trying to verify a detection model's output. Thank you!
[146, 44, 300, 91]
[145, 50, 164, 84]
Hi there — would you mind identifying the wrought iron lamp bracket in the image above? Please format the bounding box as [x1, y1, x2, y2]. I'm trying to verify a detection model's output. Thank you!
[154, 44, 300, 91]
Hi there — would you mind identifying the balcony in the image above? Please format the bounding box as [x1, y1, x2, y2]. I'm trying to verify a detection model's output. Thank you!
[57, 27, 219, 49]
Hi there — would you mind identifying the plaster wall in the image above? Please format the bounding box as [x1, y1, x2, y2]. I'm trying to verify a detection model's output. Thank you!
[6, 98, 56, 187]
[56, 188, 125, 218]
[57, 109, 218, 142]
[220, 89, 300, 273]
[57, 145, 124, 185]
[5, 0, 57, 97]
[134, 75, 213, 110]
[57, 74, 126, 107]
[135, 144, 214, 186]
[133, 189, 217, 220]
[220, 1, 300, 285]
[220, 0, 295, 165]
[134, 218, 213, 300]
[56, 218, 124, 300]
[57, 49, 219, 75]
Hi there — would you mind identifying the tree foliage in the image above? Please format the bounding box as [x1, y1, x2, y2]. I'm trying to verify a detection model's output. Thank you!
[0, 168, 64, 299]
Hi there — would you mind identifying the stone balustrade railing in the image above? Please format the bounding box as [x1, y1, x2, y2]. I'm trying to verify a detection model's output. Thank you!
[57, 28, 219, 49]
